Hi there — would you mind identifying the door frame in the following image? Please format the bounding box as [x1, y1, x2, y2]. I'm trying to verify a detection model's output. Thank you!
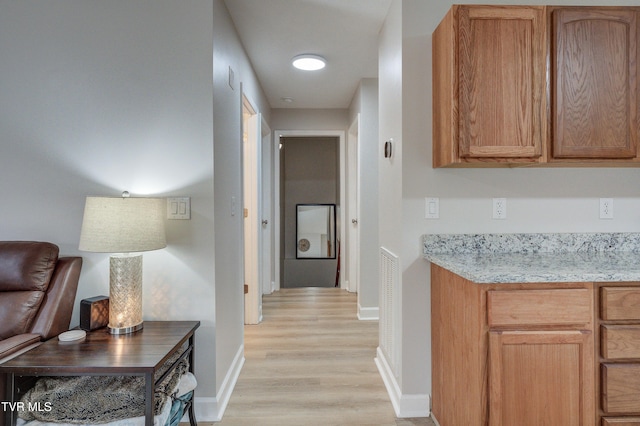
[242, 93, 262, 324]
[261, 116, 274, 295]
[347, 115, 360, 295]
[273, 129, 346, 290]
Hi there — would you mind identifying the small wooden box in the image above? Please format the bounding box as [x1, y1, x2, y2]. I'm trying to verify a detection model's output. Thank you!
[79, 296, 109, 331]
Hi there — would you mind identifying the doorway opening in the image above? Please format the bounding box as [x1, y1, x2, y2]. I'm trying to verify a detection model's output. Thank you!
[276, 132, 345, 289]
[280, 136, 340, 288]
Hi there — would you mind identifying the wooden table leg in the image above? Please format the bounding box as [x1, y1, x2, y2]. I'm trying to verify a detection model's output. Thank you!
[144, 372, 153, 426]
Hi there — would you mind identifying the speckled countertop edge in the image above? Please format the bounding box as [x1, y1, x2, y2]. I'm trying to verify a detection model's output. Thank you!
[424, 233, 640, 254]
[423, 233, 640, 283]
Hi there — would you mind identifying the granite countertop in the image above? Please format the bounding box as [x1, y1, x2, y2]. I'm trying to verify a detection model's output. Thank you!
[423, 233, 640, 284]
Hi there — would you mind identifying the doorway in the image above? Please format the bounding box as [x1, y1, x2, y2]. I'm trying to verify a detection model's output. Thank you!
[275, 130, 345, 289]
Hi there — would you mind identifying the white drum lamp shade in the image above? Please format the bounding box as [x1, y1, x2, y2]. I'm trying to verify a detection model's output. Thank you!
[79, 195, 166, 334]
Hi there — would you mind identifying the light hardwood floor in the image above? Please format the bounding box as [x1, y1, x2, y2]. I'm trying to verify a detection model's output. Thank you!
[212, 287, 435, 426]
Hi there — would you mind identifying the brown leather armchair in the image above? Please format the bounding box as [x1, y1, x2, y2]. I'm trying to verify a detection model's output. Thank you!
[0, 241, 82, 410]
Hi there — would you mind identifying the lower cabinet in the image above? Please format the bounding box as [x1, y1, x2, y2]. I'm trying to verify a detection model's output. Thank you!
[431, 265, 640, 425]
[487, 287, 594, 425]
[599, 285, 640, 424]
[489, 330, 593, 426]
[431, 264, 595, 426]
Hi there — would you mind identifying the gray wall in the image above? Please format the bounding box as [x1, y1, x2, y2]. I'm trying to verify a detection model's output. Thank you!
[348, 78, 380, 313]
[282, 137, 339, 287]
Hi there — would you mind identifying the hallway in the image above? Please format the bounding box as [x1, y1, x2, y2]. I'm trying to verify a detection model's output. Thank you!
[214, 288, 434, 425]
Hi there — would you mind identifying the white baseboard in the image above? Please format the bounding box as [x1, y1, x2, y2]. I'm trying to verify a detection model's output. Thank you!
[375, 347, 431, 419]
[191, 344, 245, 422]
[263, 281, 275, 295]
[357, 304, 379, 321]
[191, 397, 218, 422]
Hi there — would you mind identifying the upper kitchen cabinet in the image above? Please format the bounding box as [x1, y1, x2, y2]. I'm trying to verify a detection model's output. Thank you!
[551, 8, 638, 162]
[433, 5, 640, 168]
[433, 5, 547, 167]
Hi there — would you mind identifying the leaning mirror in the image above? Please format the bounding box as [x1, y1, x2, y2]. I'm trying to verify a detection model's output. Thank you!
[296, 204, 336, 259]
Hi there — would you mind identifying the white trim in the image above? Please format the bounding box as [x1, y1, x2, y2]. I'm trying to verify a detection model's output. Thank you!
[261, 116, 274, 298]
[273, 133, 281, 291]
[338, 129, 347, 290]
[196, 344, 245, 421]
[242, 92, 262, 325]
[347, 115, 360, 295]
[357, 304, 379, 321]
[191, 397, 218, 423]
[375, 347, 430, 419]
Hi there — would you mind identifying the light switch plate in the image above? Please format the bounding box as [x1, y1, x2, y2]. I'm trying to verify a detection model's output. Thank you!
[167, 197, 191, 220]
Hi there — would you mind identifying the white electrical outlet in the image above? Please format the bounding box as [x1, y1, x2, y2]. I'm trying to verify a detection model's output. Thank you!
[493, 198, 507, 219]
[425, 197, 439, 219]
[600, 198, 614, 219]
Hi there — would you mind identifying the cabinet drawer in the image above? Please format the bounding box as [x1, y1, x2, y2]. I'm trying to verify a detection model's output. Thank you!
[602, 418, 640, 426]
[602, 325, 640, 359]
[488, 289, 591, 327]
[602, 363, 640, 414]
[602, 287, 640, 320]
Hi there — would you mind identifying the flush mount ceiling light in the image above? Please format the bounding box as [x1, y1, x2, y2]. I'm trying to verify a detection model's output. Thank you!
[292, 54, 326, 71]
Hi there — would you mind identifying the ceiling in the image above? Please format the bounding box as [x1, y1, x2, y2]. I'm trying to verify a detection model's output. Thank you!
[223, 0, 393, 109]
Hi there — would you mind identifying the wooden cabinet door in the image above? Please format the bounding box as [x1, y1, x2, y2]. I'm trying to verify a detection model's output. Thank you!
[552, 8, 638, 159]
[458, 6, 546, 159]
[489, 330, 594, 426]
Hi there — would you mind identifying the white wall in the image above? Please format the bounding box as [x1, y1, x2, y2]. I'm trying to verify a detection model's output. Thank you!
[0, 0, 271, 421]
[348, 79, 380, 311]
[271, 108, 349, 131]
[212, 0, 271, 416]
[378, 0, 430, 417]
[0, 0, 217, 402]
[378, 0, 640, 415]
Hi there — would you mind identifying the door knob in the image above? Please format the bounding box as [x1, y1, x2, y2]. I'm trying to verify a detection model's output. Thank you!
[262, 220, 268, 225]
[352, 219, 358, 224]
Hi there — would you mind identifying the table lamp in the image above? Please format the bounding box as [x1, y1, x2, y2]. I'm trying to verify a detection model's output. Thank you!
[79, 192, 166, 334]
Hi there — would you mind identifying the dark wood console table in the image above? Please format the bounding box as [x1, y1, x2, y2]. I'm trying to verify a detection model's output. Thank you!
[1, 321, 200, 426]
